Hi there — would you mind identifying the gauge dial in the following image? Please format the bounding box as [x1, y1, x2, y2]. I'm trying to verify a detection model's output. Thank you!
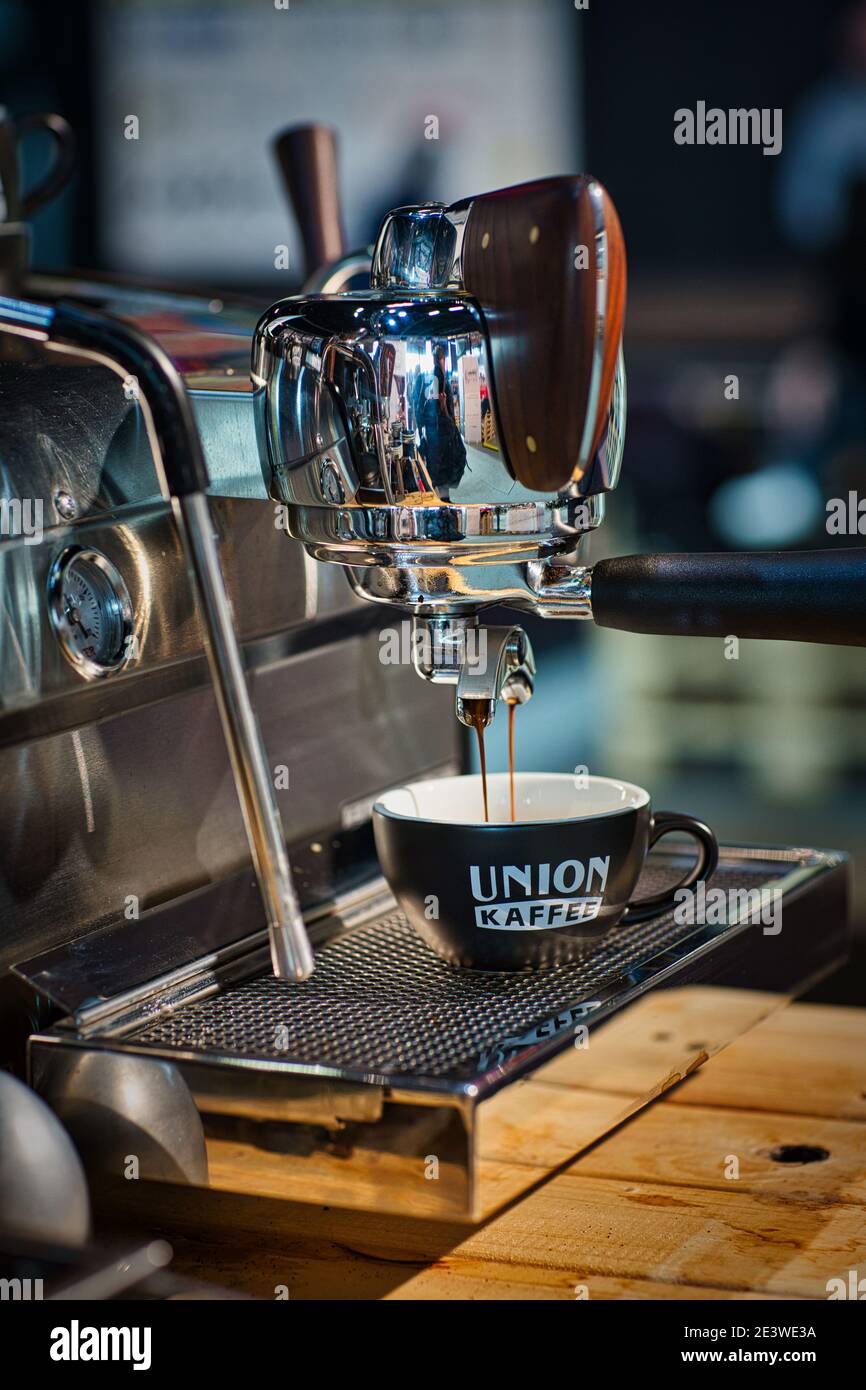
[48, 548, 135, 678]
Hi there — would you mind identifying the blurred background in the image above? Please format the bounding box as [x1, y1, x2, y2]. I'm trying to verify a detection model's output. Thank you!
[3, 0, 866, 993]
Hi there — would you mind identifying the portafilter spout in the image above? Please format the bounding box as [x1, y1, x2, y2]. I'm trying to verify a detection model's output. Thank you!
[456, 625, 535, 728]
[409, 615, 535, 728]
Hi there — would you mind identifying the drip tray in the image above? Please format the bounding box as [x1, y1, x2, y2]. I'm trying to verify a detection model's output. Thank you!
[28, 844, 849, 1221]
[128, 860, 792, 1081]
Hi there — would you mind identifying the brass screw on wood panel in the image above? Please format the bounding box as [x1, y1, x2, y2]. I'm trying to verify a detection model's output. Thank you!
[526, 435, 537, 453]
[529, 225, 540, 244]
[481, 231, 490, 249]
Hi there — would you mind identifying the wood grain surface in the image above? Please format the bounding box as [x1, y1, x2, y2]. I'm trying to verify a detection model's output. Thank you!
[93, 1000, 866, 1301]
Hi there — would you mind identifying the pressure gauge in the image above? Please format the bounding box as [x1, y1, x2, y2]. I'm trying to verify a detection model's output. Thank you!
[47, 547, 135, 678]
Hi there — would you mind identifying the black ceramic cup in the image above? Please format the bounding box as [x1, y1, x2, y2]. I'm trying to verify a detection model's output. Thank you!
[373, 772, 718, 970]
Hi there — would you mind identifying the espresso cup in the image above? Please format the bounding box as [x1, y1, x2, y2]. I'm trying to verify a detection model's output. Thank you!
[373, 772, 718, 971]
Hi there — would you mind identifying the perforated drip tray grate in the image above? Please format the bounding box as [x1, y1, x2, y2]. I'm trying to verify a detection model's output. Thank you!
[126, 853, 798, 1086]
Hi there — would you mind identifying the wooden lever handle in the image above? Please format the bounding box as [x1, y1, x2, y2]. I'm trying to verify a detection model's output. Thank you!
[461, 176, 626, 493]
[272, 123, 347, 281]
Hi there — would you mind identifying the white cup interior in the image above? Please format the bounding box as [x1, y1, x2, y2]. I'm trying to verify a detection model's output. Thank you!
[375, 772, 649, 825]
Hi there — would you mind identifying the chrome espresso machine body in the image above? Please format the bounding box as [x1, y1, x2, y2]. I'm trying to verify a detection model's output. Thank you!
[2, 127, 852, 1226]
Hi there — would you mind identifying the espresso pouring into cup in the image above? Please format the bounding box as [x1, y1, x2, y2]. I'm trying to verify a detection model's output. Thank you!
[373, 773, 718, 971]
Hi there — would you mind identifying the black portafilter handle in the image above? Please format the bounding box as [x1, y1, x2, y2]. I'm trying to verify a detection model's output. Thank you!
[590, 550, 866, 647]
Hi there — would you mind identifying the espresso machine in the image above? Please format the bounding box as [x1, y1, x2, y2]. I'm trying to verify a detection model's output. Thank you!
[0, 120, 853, 1247]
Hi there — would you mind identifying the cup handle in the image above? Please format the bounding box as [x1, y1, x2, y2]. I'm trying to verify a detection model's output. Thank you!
[15, 113, 76, 220]
[623, 811, 719, 924]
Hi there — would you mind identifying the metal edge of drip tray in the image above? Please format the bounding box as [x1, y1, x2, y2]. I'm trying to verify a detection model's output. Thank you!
[26, 844, 849, 1223]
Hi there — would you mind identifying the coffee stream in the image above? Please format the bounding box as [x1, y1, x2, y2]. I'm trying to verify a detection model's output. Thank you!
[508, 699, 517, 823]
[463, 698, 490, 822]
[463, 697, 519, 824]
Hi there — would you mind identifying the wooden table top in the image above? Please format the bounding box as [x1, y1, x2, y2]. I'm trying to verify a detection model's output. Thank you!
[96, 999, 866, 1300]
